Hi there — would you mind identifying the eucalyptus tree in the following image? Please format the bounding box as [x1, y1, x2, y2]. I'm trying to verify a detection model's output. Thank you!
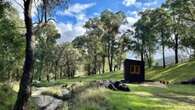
[34, 22, 60, 81]
[59, 43, 81, 78]
[73, 17, 105, 75]
[84, 17, 104, 74]
[0, 1, 24, 81]
[133, 10, 158, 67]
[14, 0, 69, 109]
[100, 10, 126, 72]
[165, 0, 195, 58]
[163, 0, 192, 64]
[181, 25, 195, 58]
[114, 30, 132, 70]
[151, 8, 172, 68]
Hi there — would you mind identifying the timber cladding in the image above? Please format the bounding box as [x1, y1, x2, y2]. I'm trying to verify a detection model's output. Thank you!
[124, 59, 145, 83]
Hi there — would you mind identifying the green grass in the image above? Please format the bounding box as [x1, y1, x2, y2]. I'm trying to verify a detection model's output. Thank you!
[146, 60, 195, 83]
[106, 84, 195, 110]
[67, 84, 195, 110]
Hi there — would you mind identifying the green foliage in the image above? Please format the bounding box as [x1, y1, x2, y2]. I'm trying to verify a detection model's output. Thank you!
[0, 84, 17, 110]
[73, 10, 129, 74]
[33, 22, 61, 80]
[133, 10, 158, 67]
[0, 1, 25, 81]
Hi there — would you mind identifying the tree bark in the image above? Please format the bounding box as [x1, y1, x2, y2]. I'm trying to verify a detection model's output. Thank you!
[43, 0, 48, 23]
[14, 0, 33, 110]
[175, 34, 179, 64]
[162, 44, 166, 68]
[108, 39, 114, 72]
[141, 51, 144, 62]
[161, 31, 166, 68]
[102, 55, 105, 74]
[141, 39, 144, 62]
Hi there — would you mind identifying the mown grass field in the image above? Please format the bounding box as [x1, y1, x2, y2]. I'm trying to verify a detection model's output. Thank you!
[1, 60, 195, 110]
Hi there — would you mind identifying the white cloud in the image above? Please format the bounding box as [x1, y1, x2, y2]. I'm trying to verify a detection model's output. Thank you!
[122, 0, 136, 7]
[57, 3, 96, 16]
[143, 1, 158, 7]
[119, 16, 140, 33]
[56, 22, 86, 43]
[126, 16, 139, 25]
[56, 3, 96, 43]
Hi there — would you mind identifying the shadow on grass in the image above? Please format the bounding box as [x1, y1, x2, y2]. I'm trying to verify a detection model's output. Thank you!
[156, 93, 195, 105]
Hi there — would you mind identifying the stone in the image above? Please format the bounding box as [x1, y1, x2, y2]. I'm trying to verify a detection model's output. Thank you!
[113, 81, 130, 92]
[96, 80, 130, 92]
[59, 89, 71, 100]
[32, 95, 64, 110]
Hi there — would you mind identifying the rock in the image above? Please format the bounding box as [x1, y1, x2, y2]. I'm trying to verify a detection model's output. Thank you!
[113, 81, 130, 92]
[108, 82, 117, 90]
[181, 78, 195, 84]
[96, 80, 130, 92]
[32, 87, 71, 110]
[59, 89, 71, 100]
[32, 95, 64, 110]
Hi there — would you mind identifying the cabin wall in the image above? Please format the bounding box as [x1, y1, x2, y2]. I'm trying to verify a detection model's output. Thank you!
[124, 59, 145, 83]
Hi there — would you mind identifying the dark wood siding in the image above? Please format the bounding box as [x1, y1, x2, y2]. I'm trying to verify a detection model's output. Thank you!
[124, 59, 145, 83]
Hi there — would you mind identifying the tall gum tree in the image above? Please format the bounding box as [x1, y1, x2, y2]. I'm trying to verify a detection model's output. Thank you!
[14, 0, 33, 109]
[14, 0, 69, 109]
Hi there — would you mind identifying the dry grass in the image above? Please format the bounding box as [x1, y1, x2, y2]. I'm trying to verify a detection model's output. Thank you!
[68, 84, 113, 110]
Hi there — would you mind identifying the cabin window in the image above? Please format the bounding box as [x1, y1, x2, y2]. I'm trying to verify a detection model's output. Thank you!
[130, 65, 140, 74]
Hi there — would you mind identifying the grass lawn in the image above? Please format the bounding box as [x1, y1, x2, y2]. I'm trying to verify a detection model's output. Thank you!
[146, 60, 195, 83]
[66, 83, 195, 110]
[106, 84, 195, 110]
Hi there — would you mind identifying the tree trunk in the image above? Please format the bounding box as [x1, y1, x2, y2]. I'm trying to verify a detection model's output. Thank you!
[107, 42, 113, 72]
[102, 55, 105, 73]
[161, 31, 166, 68]
[43, 0, 47, 23]
[141, 39, 144, 62]
[60, 66, 63, 79]
[92, 52, 97, 74]
[141, 52, 144, 62]
[175, 34, 179, 64]
[162, 44, 166, 68]
[110, 39, 114, 72]
[14, 0, 33, 110]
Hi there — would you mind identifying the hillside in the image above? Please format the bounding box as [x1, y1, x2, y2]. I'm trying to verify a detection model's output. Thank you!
[69, 60, 195, 83]
[146, 60, 195, 83]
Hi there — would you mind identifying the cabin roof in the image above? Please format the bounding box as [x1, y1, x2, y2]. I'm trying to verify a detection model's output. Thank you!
[124, 59, 144, 63]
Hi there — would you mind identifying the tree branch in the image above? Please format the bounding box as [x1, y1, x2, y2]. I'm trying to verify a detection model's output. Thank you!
[13, 0, 24, 9]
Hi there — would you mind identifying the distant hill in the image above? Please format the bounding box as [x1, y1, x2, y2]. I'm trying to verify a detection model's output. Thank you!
[154, 55, 190, 67]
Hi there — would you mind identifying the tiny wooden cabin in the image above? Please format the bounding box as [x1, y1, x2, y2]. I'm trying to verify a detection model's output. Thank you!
[124, 59, 145, 83]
